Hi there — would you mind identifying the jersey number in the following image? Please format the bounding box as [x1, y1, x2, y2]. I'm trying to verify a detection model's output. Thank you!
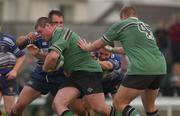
[138, 22, 154, 40]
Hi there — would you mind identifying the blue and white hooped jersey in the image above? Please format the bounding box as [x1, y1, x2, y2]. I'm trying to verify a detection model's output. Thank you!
[30, 33, 65, 81]
[108, 54, 121, 70]
[0, 33, 25, 74]
[32, 33, 49, 66]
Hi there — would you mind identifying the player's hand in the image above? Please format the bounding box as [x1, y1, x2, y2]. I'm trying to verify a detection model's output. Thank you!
[26, 32, 36, 42]
[104, 45, 113, 52]
[27, 44, 40, 56]
[64, 71, 71, 77]
[77, 38, 92, 52]
[6, 69, 17, 80]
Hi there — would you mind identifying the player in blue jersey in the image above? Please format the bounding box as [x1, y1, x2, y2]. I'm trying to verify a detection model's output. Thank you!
[11, 10, 88, 116]
[98, 47, 125, 98]
[0, 32, 25, 115]
[10, 10, 67, 116]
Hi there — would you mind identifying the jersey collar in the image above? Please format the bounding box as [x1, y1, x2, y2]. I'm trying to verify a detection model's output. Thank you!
[52, 26, 59, 37]
[129, 17, 138, 20]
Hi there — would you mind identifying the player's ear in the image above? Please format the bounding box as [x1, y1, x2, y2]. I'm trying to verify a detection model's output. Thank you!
[45, 23, 51, 28]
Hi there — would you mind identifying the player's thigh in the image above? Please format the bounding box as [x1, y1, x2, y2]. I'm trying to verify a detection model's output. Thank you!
[84, 93, 106, 109]
[53, 87, 80, 106]
[17, 85, 41, 106]
[114, 85, 143, 106]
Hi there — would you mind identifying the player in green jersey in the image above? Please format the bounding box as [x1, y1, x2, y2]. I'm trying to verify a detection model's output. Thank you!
[78, 5, 167, 116]
[34, 17, 115, 116]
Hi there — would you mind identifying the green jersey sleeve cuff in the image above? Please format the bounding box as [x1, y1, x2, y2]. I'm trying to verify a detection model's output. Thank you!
[100, 35, 114, 46]
[49, 44, 62, 54]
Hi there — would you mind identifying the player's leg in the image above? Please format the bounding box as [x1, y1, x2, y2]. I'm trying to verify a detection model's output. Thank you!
[1, 78, 17, 115]
[114, 86, 142, 116]
[141, 89, 159, 116]
[114, 75, 148, 116]
[0, 91, 3, 115]
[74, 71, 114, 116]
[11, 85, 41, 116]
[3, 95, 15, 115]
[69, 99, 90, 116]
[52, 87, 80, 116]
[141, 75, 164, 116]
[84, 93, 113, 116]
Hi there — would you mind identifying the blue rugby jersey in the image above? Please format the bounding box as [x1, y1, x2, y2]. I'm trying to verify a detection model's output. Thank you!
[108, 54, 121, 70]
[33, 33, 49, 66]
[0, 33, 25, 74]
[102, 53, 123, 80]
[22, 33, 65, 81]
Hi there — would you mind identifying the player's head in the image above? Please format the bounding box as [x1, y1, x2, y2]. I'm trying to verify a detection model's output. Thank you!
[35, 17, 54, 41]
[48, 10, 64, 27]
[120, 5, 137, 20]
[99, 47, 112, 61]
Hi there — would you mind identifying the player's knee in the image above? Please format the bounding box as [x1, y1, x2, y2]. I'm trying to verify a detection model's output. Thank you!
[90, 103, 106, 114]
[52, 98, 65, 112]
[15, 100, 27, 111]
[52, 100, 59, 112]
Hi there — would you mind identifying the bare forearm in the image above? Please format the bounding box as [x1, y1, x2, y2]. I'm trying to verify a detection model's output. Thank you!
[43, 51, 60, 72]
[113, 47, 125, 54]
[34, 52, 47, 61]
[99, 61, 113, 70]
[16, 36, 30, 50]
[78, 39, 106, 52]
[13, 55, 25, 73]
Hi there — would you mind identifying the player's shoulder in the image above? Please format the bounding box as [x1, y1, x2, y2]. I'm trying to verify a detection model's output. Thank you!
[0, 33, 16, 45]
[2, 33, 16, 40]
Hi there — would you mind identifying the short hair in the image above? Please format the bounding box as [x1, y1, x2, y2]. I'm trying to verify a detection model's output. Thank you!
[35, 17, 50, 29]
[48, 10, 64, 21]
[120, 5, 137, 18]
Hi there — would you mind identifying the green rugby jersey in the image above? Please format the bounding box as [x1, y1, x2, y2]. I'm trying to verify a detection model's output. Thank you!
[49, 27, 102, 73]
[101, 17, 166, 75]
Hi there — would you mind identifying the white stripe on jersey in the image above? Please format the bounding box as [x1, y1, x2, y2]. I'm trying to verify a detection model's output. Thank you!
[3, 37, 15, 46]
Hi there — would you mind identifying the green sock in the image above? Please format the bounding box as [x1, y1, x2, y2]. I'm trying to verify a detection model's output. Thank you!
[115, 111, 139, 116]
[115, 111, 122, 116]
[116, 105, 140, 116]
[130, 110, 140, 116]
[61, 110, 74, 116]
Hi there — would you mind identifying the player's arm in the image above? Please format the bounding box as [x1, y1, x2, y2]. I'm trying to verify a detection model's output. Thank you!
[105, 46, 125, 55]
[6, 55, 25, 80]
[78, 24, 117, 52]
[33, 51, 47, 60]
[16, 35, 29, 50]
[27, 44, 47, 60]
[78, 39, 106, 52]
[16, 32, 36, 50]
[6, 39, 26, 80]
[99, 61, 113, 70]
[43, 50, 60, 72]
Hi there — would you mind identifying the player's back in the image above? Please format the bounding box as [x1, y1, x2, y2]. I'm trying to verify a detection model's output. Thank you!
[51, 27, 102, 73]
[105, 17, 167, 75]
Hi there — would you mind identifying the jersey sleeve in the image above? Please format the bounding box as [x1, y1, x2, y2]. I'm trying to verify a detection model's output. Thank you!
[100, 22, 122, 45]
[6, 36, 25, 57]
[49, 28, 71, 54]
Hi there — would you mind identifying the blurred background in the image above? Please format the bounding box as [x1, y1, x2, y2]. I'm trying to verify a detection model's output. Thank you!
[1, 0, 180, 116]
